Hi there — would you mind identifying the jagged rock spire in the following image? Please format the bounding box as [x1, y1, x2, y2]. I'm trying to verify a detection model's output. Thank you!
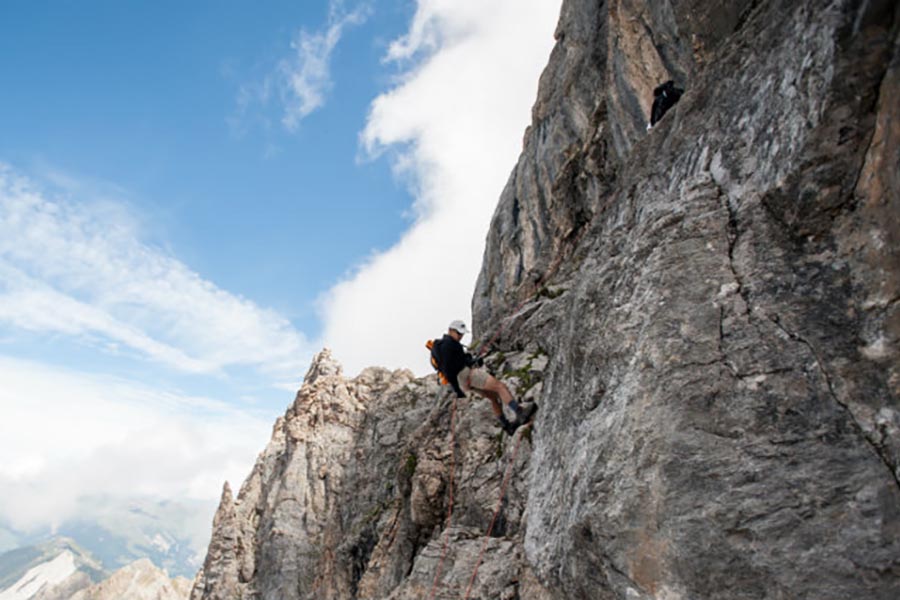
[303, 348, 343, 384]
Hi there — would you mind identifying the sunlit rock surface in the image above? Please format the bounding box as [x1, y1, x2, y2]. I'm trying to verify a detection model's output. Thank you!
[69, 559, 190, 600]
[193, 1, 900, 598]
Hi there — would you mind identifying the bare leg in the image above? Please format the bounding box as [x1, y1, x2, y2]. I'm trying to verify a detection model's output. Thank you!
[475, 388, 503, 417]
[471, 380, 525, 434]
[472, 388, 503, 417]
[471, 376, 514, 418]
[483, 374, 535, 426]
[480, 375, 514, 405]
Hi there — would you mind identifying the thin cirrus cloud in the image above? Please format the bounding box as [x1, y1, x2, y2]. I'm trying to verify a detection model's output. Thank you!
[0, 164, 311, 379]
[318, 0, 562, 375]
[235, 0, 371, 134]
[280, 2, 371, 130]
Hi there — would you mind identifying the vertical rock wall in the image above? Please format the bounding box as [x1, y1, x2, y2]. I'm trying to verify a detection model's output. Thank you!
[476, 0, 900, 598]
[193, 0, 900, 599]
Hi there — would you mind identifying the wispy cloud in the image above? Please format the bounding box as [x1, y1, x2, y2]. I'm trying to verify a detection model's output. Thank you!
[234, 1, 371, 134]
[319, 0, 562, 374]
[280, 2, 371, 130]
[0, 164, 311, 378]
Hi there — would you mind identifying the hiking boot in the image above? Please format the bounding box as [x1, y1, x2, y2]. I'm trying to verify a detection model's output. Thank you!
[513, 401, 537, 425]
[496, 415, 520, 436]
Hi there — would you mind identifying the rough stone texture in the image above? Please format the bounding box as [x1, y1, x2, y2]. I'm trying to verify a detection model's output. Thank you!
[191, 349, 549, 600]
[475, 0, 900, 598]
[193, 1, 900, 599]
[66, 559, 190, 600]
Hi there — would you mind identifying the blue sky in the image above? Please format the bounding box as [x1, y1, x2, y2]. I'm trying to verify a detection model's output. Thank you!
[0, 0, 412, 339]
[0, 0, 561, 557]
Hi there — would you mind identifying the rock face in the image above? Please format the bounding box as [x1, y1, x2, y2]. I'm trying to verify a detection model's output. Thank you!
[191, 349, 550, 599]
[68, 559, 190, 600]
[475, 0, 900, 597]
[193, 0, 900, 599]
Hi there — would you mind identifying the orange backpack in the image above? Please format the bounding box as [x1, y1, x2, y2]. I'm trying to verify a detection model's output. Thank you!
[425, 339, 449, 385]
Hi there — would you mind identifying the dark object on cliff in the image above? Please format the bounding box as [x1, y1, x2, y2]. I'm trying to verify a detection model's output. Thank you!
[497, 401, 537, 436]
[649, 80, 684, 128]
[497, 413, 519, 435]
[511, 400, 537, 425]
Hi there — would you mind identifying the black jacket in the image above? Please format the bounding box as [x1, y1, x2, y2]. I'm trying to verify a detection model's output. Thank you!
[650, 80, 684, 125]
[432, 334, 478, 398]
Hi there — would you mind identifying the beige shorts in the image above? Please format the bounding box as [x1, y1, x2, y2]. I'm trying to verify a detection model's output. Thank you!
[458, 367, 491, 391]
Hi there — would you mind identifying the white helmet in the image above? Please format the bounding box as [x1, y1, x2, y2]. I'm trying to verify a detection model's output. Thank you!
[448, 319, 469, 335]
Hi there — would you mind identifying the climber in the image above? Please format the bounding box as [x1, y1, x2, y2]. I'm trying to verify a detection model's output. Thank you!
[429, 319, 536, 435]
[647, 80, 684, 129]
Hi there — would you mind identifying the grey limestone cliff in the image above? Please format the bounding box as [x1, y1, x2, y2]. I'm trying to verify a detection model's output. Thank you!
[191, 349, 549, 599]
[193, 0, 900, 598]
[476, 0, 900, 597]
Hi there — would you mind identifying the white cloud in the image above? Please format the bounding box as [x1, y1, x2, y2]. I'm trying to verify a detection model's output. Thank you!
[229, 1, 370, 136]
[319, 0, 562, 374]
[0, 356, 272, 541]
[280, 1, 371, 130]
[0, 165, 311, 379]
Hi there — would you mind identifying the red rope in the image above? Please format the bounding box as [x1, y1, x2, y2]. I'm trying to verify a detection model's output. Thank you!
[426, 168, 607, 597]
[462, 424, 530, 600]
[428, 395, 457, 600]
[428, 182, 602, 596]
[458, 214, 591, 595]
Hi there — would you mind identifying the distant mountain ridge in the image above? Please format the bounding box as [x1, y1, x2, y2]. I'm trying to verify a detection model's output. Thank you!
[0, 497, 207, 581]
[0, 538, 103, 600]
[0, 528, 18, 555]
[0, 536, 191, 600]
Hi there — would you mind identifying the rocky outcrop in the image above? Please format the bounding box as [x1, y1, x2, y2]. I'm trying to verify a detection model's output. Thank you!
[193, 0, 900, 599]
[191, 349, 549, 599]
[67, 559, 190, 600]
